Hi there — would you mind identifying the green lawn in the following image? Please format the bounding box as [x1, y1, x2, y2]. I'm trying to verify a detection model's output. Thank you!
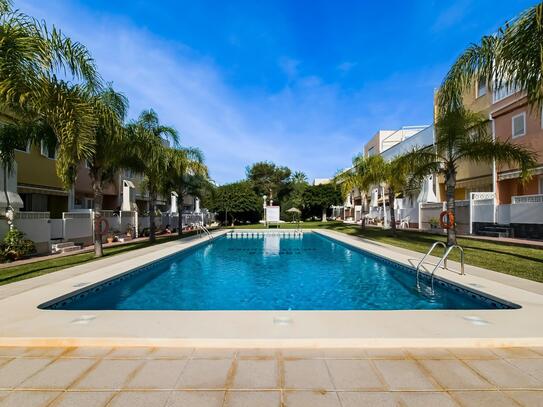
[234, 222, 543, 283]
[0, 233, 194, 286]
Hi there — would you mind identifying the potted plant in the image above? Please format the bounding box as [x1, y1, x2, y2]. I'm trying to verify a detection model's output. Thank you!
[429, 217, 440, 229]
[126, 224, 133, 239]
[106, 232, 114, 244]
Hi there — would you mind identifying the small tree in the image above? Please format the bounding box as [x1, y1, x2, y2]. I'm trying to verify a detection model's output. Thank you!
[302, 184, 342, 222]
[246, 161, 291, 204]
[210, 181, 261, 225]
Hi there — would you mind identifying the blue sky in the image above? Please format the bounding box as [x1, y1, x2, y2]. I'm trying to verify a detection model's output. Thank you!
[18, 0, 536, 184]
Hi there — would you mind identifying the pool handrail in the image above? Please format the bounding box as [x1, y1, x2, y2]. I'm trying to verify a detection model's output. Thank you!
[415, 241, 447, 280]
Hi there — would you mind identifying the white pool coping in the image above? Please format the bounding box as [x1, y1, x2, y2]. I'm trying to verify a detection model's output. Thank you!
[0, 228, 542, 348]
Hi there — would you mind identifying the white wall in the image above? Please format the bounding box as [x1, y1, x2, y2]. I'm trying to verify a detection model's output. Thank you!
[511, 203, 543, 224]
[63, 212, 93, 244]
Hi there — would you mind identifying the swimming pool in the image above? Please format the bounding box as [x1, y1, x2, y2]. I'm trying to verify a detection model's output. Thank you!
[43, 232, 512, 311]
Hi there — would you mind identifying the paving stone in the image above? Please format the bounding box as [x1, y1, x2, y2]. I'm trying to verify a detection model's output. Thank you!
[72, 359, 143, 390]
[321, 349, 367, 359]
[451, 390, 519, 406]
[149, 347, 193, 359]
[19, 358, 96, 390]
[466, 359, 542, 388]
[191, 348, 237, 359]
[0, 358, 53, 388]
[284, 390, 341, 407]
[406, 348, 455, 360]
[166, 390, 225, 406]
[504, 357, 543, 382]
[176, 358, 232, 389]
[280, 349, 325, 359]
[505, 390, 543, 407]
[0, 347, 27, 358]
[224, 391, 281, 407]
[125, 359, 187, 389]
[326, 359, 384, 390]
[283, 359, 334, 390]
[63, 347, 113, 358]
[448, 348, 498, 360]
[337, 391, 399, 407]
[420, 359, 494, 390]
[50, 391, 114, 407]
[232, 359, 278, 389]
[399, 391, 458, 407]
[373, 359, 439, 391]
[491, 347, 542, 359]
[106, 347, 153, 359]
[22, 347, 67, 357]
[363, 348, 408, 359]
[0, 390, 62, 406]
[108, 391, 170, 407]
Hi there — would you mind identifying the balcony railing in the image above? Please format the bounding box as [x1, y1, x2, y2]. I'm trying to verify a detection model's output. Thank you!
[512, 194, 543, 204]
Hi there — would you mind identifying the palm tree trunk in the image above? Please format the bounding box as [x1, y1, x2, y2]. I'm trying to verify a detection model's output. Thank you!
[92, 170, 104, 258]
[321, 207, 327, 222]
[149, 189, 156, 243]
[177, 189, 183, 237]
[3, 163, 11, 229]
[445, 170, 457, 246]
[388, 188, 397, 236]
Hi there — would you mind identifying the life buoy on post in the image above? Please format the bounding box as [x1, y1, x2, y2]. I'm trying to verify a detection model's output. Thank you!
[439, 210, 454, 229]
[95, 216, 109, 236]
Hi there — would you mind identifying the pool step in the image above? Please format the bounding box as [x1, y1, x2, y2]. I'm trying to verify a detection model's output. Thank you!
[51, 241, 82, 254]
[227, 231, 303, 239]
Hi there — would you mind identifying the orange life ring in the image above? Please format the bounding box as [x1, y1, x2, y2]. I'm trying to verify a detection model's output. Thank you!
[439, 210, 454, 229]
[95, 216, 109, 236]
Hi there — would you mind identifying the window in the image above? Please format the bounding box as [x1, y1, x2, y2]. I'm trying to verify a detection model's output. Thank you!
[512, 112, 526, 138]
[493, 79, 519, 102]
[15, 140, 30, 153]
[40, 141, 57, 159]
[84, 198, 94, 209]
[476, 78, 487, 98]
[539, 176, 543, 194]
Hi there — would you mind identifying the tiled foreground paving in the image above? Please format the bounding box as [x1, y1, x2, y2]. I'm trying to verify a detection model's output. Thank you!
[0, 347, 542, 406]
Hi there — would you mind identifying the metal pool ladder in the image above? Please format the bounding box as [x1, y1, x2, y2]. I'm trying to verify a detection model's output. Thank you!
[196, 224, 213, 240]
[416, 241, 465, 283]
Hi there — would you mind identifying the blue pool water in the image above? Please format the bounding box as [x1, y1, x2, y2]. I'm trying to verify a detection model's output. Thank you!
[45, 232, 510, 310]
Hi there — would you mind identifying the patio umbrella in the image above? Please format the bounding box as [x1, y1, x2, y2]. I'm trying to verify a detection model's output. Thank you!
[286, 207, 301, 222]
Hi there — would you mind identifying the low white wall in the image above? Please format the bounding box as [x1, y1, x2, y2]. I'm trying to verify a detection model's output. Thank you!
[397, 207, 419, 224]
[497, 204, 511, 224]
[419, 202, 445, 230]
[472, 201, 494, 223]
[63, 212, 93, 245]
[511, 203, 543, 224]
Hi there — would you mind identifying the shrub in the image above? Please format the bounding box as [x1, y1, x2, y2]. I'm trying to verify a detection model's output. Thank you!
[1, 227, 36, 262]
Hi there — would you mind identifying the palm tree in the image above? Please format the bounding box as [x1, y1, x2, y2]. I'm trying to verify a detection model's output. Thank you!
[437, 3, 543, 114]
[1, 2, 101, 216]
[83, 86, 129, 257]
[162, 147, 207, 235]
[404, 108, 536, 246]
[126, 110, 178, 242]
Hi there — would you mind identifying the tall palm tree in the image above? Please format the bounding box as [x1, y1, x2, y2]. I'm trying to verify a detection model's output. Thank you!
[1, 2, 101, 215]
[84, 86, 129, 257]
[437, 3, 543, 114]
[404, 108, 536, 246]
[162, 147, 207, 235]
[126, 110, 178, 242]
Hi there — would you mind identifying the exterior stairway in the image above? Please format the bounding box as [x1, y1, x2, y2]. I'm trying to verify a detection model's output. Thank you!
[51, 242, 82, 254]
[477, 224, 513, 238]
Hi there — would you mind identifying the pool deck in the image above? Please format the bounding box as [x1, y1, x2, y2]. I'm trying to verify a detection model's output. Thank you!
[0, 228, 542, 348]
[0, 345, 542, 406]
